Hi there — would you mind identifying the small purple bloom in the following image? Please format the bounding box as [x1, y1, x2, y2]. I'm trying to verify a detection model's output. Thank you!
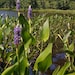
[16, 0, 20, 11]
[14, 26, 21, 35]
[56, 53, 65, 59]
[53, 57, 58, 62]
[14, 25, 21, 45]
[50, 64, 56, 71]
[27, 5, 32, 19]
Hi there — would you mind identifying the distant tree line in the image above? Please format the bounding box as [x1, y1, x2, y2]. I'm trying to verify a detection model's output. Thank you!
[0, 0, 15, 8]
[0, 0, 75, 10]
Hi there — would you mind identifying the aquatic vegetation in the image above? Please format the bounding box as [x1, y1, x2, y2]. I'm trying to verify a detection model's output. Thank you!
[0, 12, 75, 75]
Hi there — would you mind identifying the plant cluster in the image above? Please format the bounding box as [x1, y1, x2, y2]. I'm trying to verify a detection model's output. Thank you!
[0, 12, 75, 75]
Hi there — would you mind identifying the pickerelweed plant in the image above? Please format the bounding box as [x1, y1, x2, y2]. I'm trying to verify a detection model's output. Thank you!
[14, 24, 21, 75]
[0, 12, 75, 75]
[0, 13, 53, 75]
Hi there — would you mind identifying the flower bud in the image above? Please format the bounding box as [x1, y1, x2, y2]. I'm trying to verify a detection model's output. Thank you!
[16, 0, 20, 11]
[27, 5, 32, 19]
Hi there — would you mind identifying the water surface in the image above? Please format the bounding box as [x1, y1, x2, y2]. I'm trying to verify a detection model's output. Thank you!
[0, 10, 18, 17]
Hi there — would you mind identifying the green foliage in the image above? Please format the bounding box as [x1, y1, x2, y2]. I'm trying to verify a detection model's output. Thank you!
[57, 0, 70, 10]
[0, 0, 15, 8]
[69, 42, 74, 52]
[19, 14, 29, 31]
[52, 66, 60, 75]
[66, 72, 75, 75]
[1, 57, 29, 75]
[22, 31, 31, 43]
[52, 62, 71, 75]
[4, 27, 11, 36]
[49, 1, 58, 9]
[0, 10, 75, 75]
[63, 31, 71, 43]
[38, 54, 52, 72]
[1, 62, 18, 75]
[24, 39, 32, 56]
[33, 9, 75, 16]
[69, 1, 75, 9]
[0, 0, 75, 10]
[57, 61, 71, 75]
[40, 18, 50, 42]
[19, 57, 29, 75]
[0, 28, 2, 43]
[34, 43, 53, 72]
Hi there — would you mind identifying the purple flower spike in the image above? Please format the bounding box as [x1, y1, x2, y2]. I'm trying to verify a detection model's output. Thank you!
[14, 26, 21, 35]
[16, 0, 20, 11]
[14, 25, 21, 46]
[27, 5, 32, 19]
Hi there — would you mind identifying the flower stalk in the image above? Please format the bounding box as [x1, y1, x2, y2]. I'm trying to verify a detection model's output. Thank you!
[16, 0, 20, 11]
[27, 5, 32, 33]
[14, 24, 21, 75]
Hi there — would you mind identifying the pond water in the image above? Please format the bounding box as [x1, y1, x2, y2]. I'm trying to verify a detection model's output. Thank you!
[0, 10, 18, 17]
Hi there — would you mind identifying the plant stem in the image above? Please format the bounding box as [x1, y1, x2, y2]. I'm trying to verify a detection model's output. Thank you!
[40, 41, 43, 53]
[18, 11, 20, 17]
[71, 56, 75, 71]
[16, 47, 20, 75]
[28, 19, 32, 33]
